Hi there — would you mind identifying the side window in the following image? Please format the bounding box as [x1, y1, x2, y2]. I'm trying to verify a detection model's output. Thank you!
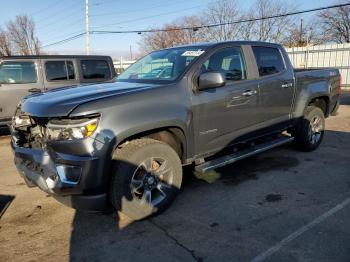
[252, 47, 285, 77]
[0, 61, 37, 84]
[201, 47, 246, 81]
[81, 60, 111, 79]
[45, 61, 75, 81]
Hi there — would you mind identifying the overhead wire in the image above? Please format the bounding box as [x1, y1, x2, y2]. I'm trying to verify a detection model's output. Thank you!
[92, 5, 204, 29]
[90, 0, 192, 17]
[42, 2, 350, 48]
[92, 3, 350, 34]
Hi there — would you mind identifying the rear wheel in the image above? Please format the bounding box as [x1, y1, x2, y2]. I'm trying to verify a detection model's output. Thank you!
[109, 138, 182, 220]
[292, 106, 325, 151]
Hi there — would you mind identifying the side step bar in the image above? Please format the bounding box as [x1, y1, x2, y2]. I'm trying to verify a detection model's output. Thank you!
[195, 135, 294, 173]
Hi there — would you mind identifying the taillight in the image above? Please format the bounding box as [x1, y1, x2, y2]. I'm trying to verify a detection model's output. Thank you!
[338, 75, 342, 95]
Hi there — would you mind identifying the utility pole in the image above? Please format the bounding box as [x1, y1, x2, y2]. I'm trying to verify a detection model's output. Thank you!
[299, 18, 303, 46]
[85, 0, 90, 55]
[129, 45, 133, 60]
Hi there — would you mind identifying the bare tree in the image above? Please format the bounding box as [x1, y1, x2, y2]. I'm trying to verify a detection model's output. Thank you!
[237, 13, 256, 41]
[319, 3, 350, 43]
[0, 28, 12, 56]
[200, 0, 242, 41]
[6, 15, 41, 55]
[249, 0, 296, 43]
[140, 15, 204, 52]
[139, 0, 309, 51]
[284, 20, 325, 47]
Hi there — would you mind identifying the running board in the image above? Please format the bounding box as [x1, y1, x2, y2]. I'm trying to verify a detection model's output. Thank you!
[195, 135, 294, 173]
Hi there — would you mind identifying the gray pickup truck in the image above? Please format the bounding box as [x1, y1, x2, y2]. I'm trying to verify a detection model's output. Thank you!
[11, 41, 341, 220]
[0, 55, 116, 126]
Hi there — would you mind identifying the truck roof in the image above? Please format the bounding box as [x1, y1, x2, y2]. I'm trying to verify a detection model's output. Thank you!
[166, 41, 282, 49]
[0, 55, 112, 59]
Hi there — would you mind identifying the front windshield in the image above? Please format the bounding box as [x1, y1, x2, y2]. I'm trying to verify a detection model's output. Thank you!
[117, 47, 206, 82]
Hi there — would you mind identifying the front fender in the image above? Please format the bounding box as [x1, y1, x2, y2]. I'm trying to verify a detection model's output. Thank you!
[70, 82, 193, 160]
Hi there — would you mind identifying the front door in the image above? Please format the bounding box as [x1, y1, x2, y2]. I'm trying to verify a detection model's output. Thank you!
[191, 46, 260, 156]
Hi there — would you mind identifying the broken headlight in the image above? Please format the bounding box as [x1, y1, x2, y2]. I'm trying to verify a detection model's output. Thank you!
[46, 117, 99, 141]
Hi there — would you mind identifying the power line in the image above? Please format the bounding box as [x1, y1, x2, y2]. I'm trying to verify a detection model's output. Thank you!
[92, 5, 204, 29]
[91, 0, 116, 7]
[42, 33, 86, 48]
[42, 2, 350, 48]
[92, 3, 350, 34]
[30, 0, 62, 16]
[90, 0, 191, 17]
[42, 3, 202, 47]
[41, 29, 86, 43]
[35, 1, 83, 25]
[38, 15, 85, 35]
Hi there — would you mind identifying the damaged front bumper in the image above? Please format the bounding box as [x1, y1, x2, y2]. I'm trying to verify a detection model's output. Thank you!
[11, 128, 110, 211]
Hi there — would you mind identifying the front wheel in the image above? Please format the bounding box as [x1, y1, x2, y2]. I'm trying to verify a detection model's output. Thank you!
[109, 138, 182, 220]
[292, 106, 325, 151]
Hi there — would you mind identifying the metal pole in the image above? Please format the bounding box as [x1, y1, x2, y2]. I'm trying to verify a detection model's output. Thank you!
[85, 0, 90, 55]
[299, 18, 303, 46]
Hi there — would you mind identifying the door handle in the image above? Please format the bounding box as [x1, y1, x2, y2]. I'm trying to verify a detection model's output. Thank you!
[281, 82, 293, 88]
[242, 90, 257, 96]
[28, 88, 41, 93]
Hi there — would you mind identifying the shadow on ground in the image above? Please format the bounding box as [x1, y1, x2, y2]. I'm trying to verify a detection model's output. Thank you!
[340, 91, 350, 105]
[0, 195, 15, 219]
[0, 127, 10, 136]
[67, 130, 348, 261]
[68, 150, 302, 261]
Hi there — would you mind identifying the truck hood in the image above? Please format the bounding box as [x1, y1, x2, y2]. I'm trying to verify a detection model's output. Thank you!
[21, 81, 160, 117]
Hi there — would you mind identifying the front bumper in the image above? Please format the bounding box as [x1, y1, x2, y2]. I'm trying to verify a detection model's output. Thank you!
[11, 136, 111, 211]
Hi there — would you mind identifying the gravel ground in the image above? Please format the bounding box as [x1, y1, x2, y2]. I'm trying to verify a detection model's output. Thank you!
[0, 94, 349, 262]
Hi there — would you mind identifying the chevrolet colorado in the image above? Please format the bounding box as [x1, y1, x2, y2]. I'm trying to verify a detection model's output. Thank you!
[11, 41, 341, 220]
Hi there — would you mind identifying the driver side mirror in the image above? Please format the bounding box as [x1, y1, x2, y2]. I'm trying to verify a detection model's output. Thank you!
[198, 72, 226, 91]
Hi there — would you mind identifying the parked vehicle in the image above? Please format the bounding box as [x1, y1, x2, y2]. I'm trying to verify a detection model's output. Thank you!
[0, 55, 116, 126]
[11, 41, 341, 220]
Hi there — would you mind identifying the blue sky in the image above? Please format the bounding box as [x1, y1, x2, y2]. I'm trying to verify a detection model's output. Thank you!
[0, 0, 334, 58]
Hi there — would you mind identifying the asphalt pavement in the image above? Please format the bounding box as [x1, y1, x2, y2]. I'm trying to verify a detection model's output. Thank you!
[0, 94, 349, 262]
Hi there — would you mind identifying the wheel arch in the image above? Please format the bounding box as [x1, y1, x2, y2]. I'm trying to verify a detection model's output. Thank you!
[114, 125, 188, 163]
[307, 96, 330, 117]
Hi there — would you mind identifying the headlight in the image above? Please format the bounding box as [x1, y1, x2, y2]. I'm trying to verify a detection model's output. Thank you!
[46, 117, 99, 141]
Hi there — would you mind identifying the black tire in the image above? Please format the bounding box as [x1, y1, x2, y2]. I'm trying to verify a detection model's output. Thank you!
[109, 138, 182, 220]
[292, 106, 325, 152]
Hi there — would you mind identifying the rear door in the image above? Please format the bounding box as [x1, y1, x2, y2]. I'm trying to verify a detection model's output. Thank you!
[0, 59, 42, 121]
[78, 59, 114, 84]
[251, 46, 294, 125]
[42, 59, 79, 90]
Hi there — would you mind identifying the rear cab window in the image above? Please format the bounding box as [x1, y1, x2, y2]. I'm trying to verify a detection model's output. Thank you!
[80, 60, 111, 80]
[0, 61, 37, 84]
[45, 61, 75, 81]
[252, 46, 285, 77]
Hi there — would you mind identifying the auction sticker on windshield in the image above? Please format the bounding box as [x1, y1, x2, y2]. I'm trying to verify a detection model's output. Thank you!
[181, 50, 205, 57]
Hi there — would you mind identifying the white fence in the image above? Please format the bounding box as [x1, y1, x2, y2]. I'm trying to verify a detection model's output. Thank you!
[286, 43, 350, 90]
[113, 60, 135, 74]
